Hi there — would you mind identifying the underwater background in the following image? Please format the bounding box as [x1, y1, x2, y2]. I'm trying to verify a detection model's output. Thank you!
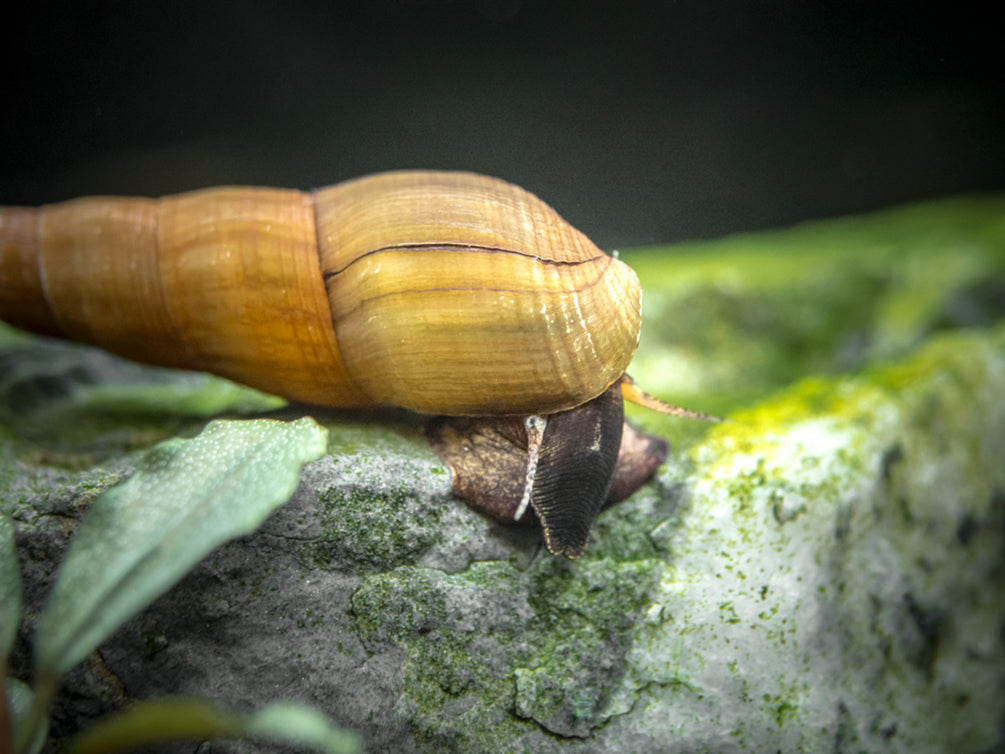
[2, 2, 1002, 247]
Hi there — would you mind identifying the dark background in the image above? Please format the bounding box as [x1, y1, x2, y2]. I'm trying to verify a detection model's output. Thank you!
[2, 1, 1002, 248]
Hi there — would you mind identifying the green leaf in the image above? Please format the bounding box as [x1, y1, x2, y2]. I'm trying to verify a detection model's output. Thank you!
[67, 696, 362, 754]
[5, 678, 47, 754]
[34, 418, 328, 678]
[0, 337, 286, 449]
[1, 515, 21, 660]
[244, 701, 362, 753]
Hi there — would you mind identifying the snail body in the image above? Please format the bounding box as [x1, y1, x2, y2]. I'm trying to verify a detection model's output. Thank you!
[0, 170, 712, 556]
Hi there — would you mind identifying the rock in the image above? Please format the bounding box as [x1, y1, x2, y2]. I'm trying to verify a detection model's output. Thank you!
[3, 195, 1004, 752]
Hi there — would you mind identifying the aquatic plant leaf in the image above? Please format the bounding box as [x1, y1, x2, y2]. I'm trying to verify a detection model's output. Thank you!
[0, 515, 21, 660]
[67, 696, 361, 754]
[34, 418, 327, 678]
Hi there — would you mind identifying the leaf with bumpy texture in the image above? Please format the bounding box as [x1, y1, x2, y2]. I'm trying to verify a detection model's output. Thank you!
[34, 417, 327, 678]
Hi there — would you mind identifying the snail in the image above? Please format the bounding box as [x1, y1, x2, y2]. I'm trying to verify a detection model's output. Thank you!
[0, 170, 716, 557]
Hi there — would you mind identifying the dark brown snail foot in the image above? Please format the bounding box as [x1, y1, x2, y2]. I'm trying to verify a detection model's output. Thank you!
[424, 382, 669, 558]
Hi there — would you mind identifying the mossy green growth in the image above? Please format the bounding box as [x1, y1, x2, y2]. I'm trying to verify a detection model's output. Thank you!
[297, 419, 455, 573]
[308, 482, 446, 573]
[348, 549, 666, 749]
[613, 322, 1005, 753]
[622, 193, 1005, 448]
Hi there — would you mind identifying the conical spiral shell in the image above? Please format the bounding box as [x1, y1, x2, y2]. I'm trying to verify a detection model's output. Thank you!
[0, 171, 641, 416]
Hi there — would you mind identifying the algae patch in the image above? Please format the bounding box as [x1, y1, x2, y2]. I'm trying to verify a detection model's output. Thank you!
[616, 323, 1005, 753]
[347, 552, 664, 749]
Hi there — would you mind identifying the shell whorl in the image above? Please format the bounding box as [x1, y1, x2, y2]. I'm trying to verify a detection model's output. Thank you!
[316, 171, 641, 414]
[0, 171, 641, 415]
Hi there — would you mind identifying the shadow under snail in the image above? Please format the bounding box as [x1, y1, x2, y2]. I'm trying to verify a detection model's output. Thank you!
[0, 170, 717, 557]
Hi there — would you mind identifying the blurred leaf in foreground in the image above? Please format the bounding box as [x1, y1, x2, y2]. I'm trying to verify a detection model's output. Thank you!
[68, 696, 361, 754]
[1, 515, 21, 660]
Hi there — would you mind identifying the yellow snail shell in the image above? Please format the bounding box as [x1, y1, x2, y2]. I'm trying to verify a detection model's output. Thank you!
[0, 170, 715, 557]
[0, 171, 640, 416]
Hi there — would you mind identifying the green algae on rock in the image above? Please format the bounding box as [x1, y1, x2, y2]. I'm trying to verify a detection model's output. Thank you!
[607, 324, 1005, 753]
[624, 193, 1005, 440]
